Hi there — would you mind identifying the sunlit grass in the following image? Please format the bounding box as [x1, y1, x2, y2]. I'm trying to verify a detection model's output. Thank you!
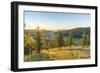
[24, 46, 90, 62]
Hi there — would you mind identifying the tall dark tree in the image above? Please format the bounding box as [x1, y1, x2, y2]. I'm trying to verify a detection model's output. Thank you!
[35, 26, 41, 54]
[68, 32, 73, 48]
[56, 30, 62, 50]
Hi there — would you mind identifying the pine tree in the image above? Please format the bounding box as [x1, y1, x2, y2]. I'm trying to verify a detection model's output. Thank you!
[80, 32, 89, 48]
[24, 31, 35, 56]
[64, 37, 68, 47]
[68, 32, 73, 48]
[86, 34, 90, 48]
[35, 26, 41, 54]
[56, 30, 62, 50]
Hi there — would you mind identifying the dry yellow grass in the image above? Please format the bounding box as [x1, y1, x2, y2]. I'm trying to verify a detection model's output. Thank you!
[41, 46, 90, 60]
[24, 46, 90, 61]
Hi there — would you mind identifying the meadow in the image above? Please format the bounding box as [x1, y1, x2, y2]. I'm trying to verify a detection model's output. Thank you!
[24, 46, 90, 62]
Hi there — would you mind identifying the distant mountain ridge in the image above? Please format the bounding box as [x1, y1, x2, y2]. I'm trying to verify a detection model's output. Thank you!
[62, 27, 90, 38]
[24, 27, 90, 38]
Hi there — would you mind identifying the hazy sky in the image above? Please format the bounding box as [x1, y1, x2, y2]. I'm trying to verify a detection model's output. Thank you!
[24, 11, 90, 30]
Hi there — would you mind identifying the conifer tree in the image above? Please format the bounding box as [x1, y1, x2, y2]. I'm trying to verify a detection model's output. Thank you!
[24, 31, 35, 57]
[68, 32, 73, 48]
[56, 30, 62, 50]
[81, 32, 87, 48]
[35, 26, 41, 54]
[81, 32, 90, 48]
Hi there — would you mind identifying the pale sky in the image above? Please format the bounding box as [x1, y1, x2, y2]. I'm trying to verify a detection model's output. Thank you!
[24, 11, 90, 30]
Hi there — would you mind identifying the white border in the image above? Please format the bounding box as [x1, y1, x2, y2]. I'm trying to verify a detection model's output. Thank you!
[18, 5, 95, 68]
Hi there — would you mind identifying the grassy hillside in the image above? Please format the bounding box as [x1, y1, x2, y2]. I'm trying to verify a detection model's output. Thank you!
[24, 27, 90, 62]
[24, 46, 90, 62]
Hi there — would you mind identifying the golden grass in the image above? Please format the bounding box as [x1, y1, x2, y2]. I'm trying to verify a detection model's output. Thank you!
[24, 46, 90, 61]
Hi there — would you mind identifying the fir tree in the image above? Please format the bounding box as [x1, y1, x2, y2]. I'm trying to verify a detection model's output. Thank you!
[68, 32, 73, 48]
[80, 32, 90, 48]
[56, 30, 62, 50]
